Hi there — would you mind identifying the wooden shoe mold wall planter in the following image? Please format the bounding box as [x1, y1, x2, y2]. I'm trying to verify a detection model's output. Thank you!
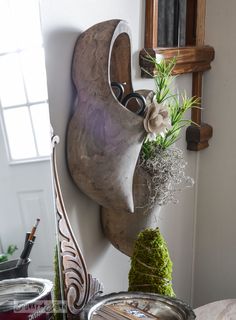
[62, 19, 197, 319]
[67, 20, 145, 214]
[67, 16, 214, 258]
[67, 19, 155, 257]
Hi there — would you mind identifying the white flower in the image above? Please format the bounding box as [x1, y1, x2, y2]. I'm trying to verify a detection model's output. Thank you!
[143, 92, 171, 140]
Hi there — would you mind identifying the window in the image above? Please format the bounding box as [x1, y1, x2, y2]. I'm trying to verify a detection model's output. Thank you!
[0, 0, 51, 161]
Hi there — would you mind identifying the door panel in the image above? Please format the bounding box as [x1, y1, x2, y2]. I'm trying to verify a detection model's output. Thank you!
[0, 100, 55, 282]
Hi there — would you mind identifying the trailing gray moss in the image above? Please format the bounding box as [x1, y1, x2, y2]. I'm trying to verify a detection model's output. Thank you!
[139, 146, 193, 208]
[128, 228, 175, 297]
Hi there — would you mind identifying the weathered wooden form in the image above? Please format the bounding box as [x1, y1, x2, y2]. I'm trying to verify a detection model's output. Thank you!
[67, 20, 146, 213]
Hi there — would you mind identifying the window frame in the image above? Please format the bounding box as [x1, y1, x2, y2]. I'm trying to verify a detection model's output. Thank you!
[0, 0, 51, 163]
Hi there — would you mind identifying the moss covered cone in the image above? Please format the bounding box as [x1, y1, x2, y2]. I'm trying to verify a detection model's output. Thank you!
[128, 228, 175, 297]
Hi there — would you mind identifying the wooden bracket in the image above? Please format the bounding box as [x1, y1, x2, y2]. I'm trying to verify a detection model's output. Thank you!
[186, 0, 213, 151]
[186, 123, 213, 151]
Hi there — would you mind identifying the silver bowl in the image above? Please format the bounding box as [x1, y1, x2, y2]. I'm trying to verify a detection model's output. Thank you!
[0, 277, 53, 319]
[81, 291, 196, 320]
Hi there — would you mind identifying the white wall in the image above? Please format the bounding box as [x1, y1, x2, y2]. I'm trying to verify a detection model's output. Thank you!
[193, 0, 236, 307]
[40, 0, 198, 304]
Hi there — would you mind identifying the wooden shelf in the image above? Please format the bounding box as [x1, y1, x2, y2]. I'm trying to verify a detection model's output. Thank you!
[140, 45, 215, 77]
[142, 0, 215, 150]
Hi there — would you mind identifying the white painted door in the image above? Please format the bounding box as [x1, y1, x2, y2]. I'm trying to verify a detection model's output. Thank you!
[0, 123, 56, 280]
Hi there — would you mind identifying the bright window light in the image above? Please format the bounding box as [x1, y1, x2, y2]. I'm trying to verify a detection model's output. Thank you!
[0, 54, 27, 107]
[30, 103, 51, 157]
[0, 0, 51, 162]
[10, 0, 43, 50]
[3, 107, 37, 160]
[20, 48, 48, 103]
[0, 1, 15, 53]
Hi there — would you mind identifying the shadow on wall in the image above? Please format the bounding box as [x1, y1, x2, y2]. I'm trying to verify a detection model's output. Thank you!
[44, 28, 111, 269]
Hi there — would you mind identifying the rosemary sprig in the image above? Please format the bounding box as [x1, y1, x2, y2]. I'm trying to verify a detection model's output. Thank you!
[142, 56, 199, 158]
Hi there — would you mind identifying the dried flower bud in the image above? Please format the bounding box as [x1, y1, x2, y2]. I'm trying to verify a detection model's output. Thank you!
[143, 93, 171, 140]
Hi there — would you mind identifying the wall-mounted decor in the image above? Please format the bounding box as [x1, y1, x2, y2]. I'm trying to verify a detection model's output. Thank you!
[102, 55, 195, 256]
[61, 20, 198, 318]
[52, 135, 103, 317]
[101, 146, 192, 256]
[67, 20, 146, 214]
[67, 20, 196, 257]
[140, 0, 215, 151]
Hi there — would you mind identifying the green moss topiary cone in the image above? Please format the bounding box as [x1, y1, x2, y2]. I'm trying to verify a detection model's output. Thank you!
[128, 228, 175, 297]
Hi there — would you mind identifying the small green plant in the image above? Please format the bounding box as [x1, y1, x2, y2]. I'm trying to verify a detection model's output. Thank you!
[142, 55, 199, 159]
[136, 56, 196, 207]
[53, 245, 64, 320]
[0, 244, 18, 263]
[128, 57, 197, 296]
[151, 56, 177, 104]
[128, 228, 175, 297]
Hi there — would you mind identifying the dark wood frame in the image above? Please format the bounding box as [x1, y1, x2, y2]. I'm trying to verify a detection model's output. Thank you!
[140, 0, 215, 151]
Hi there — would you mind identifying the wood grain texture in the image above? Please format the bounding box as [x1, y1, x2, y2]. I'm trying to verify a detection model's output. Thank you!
[196, 0, 206, 45]
[192, 72, 202, 124]
[142, 0, 214, 151]
[185, 0, 197, 45]
[189, 0, 205, 127]
[67, 20, 146, 213]
[186, 0, 213, 150]
[140, 45, 215, 76]
[101, 166, 160, 257]
[52, 136, 103, 317]
[110, 33, 133, 97]
[186, 123, 213, 151]
[145, 0, 158, 48]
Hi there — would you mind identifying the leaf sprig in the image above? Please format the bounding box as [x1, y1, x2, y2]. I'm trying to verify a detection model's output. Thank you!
[142, 55, 199, 158]
[0, 244, 17, 263]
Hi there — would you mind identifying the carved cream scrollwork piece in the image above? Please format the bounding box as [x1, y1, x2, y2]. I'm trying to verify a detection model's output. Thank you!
[52, 135, 103, 317]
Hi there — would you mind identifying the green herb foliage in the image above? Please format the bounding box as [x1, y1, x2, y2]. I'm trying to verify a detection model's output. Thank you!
[142, 55, 199, 158]
[0, 244, 17, 263]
